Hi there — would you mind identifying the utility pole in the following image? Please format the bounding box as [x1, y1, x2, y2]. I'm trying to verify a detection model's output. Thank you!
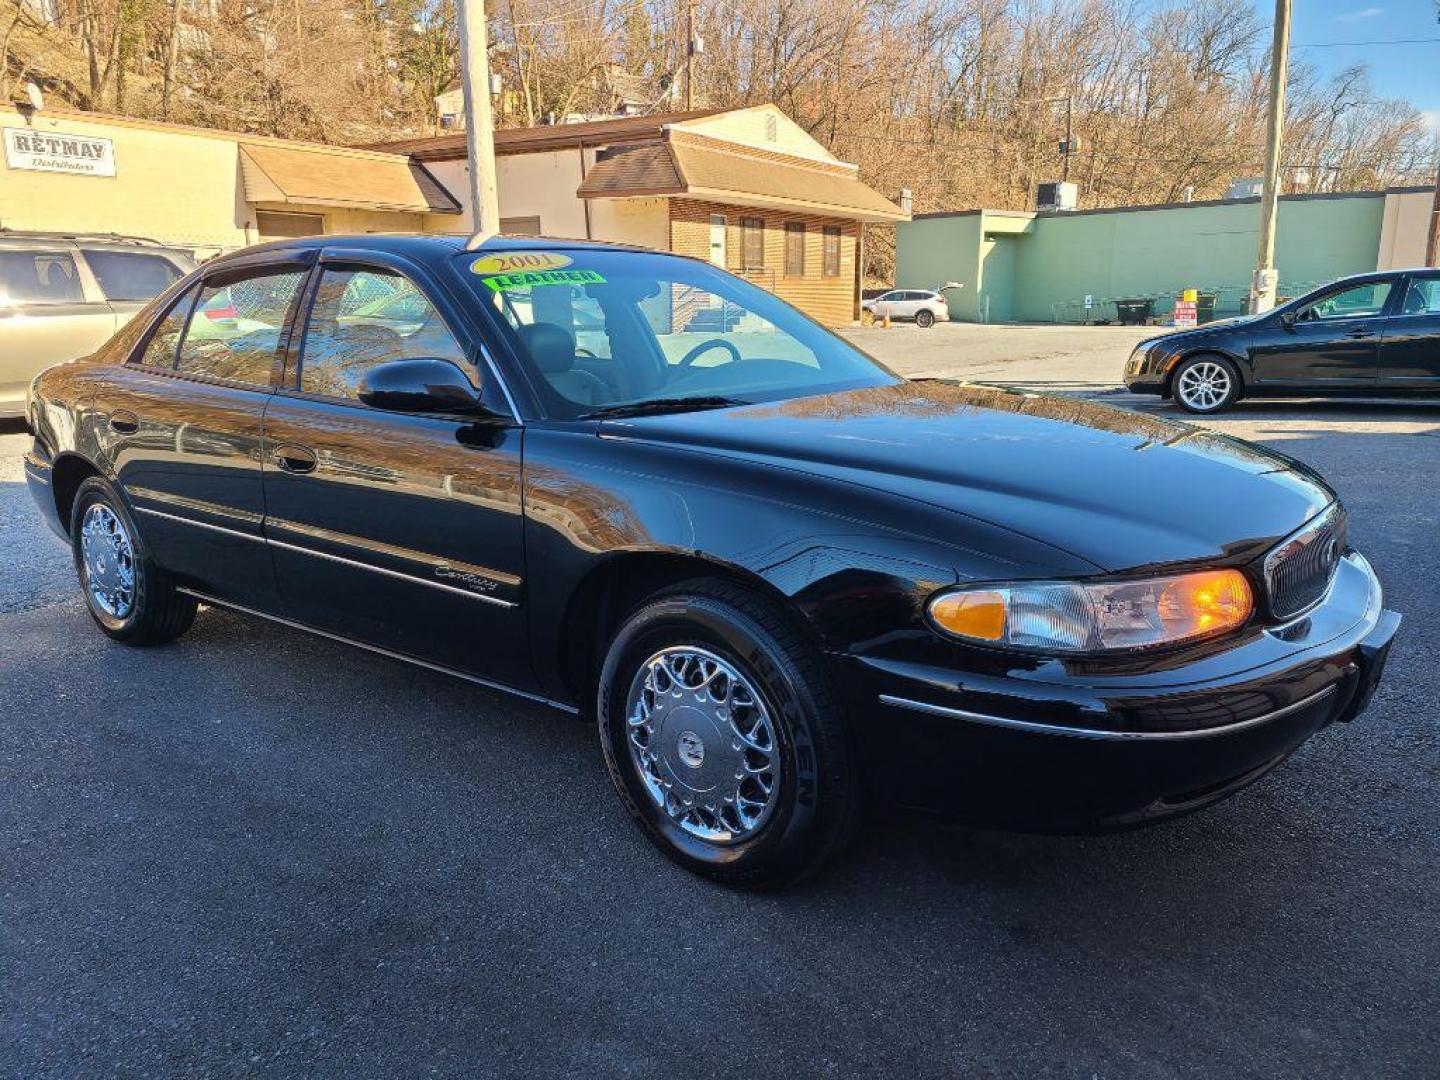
[1062, 94, 1073, 183]
[1426, 160, 1440, 267]
[457, 0, 500, 250]
[1250, 0, 1292, 313]
[684, 0, 695, 110]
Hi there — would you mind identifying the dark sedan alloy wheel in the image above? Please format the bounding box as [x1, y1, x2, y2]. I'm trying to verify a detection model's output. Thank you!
[1173, 355, 1239, 414]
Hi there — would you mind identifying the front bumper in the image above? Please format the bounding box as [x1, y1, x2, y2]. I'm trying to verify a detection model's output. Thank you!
[838, 552, 1399, 830]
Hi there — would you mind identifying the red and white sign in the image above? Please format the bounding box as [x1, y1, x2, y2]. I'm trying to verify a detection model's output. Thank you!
[1171, 299, 1198, 328]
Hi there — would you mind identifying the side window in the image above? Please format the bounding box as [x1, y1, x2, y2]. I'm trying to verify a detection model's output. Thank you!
[81, 250, 184, 302]
[1299, 281, 1393, 322]
[1400, 278, 1440, 316]
[0, 250, 84, 306]
[136, 283, 199, 368]
[176, 268, 305, 385]
[299, 267, 468, 400]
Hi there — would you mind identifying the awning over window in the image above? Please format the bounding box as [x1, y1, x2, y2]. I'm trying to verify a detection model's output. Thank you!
[577, 134, 906, 223]
[239, 144, 460, 215]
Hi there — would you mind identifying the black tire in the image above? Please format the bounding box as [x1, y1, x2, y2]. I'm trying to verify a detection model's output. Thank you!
[597, 579, 859, 889]
[70, 476, 197, 645]
[1170, 353, 1240, 414]
[915, 308, 936, 328]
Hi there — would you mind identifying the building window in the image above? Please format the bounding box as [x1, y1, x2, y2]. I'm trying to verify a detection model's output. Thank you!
[255, 211, 324, 240]
[741, 217, 765, 270]
[822, 226, 841, 278]
[500, 215, 542, 236]
[784, 221, 806, 277]
[765, 113, 778, 142]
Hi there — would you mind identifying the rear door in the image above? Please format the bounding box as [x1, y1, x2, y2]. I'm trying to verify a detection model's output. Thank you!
[0, 243, 115, 414]
[260, 249, 532, 688]
[96, 252, 313, 611]
[1377, 273, 1440, 389]
[1248, 277, 1397, 387]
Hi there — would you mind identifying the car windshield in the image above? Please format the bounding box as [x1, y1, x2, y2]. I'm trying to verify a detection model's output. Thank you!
[463, 248, 897, 418]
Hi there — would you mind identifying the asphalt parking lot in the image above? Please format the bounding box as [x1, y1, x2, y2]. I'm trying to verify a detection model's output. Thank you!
[3, 335, 1437, 1077]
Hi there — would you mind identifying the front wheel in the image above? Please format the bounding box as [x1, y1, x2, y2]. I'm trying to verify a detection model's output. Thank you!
[1172, 354, 1240, 414]
[597, 580, 859, 889]
[915, 308, 936, 328]
[70, 476, 197, 645]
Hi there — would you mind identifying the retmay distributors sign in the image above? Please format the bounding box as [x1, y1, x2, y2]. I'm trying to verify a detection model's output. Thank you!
[4, 128, 116, 177]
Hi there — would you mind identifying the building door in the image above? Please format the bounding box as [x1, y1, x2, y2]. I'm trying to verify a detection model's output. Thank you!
[708, 215, 727, 268]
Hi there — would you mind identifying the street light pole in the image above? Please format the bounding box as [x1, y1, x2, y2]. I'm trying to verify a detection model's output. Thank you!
[684, 0, 695, 110]
[457, 0, 500, 250]
[1250, 0, 1292, 313]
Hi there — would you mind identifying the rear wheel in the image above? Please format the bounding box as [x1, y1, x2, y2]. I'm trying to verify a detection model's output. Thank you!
[70, 477, 197, 645]
[1172, 354, 1240, 414]
[915, 308, 936, 328]
[597, 579, 859, 889]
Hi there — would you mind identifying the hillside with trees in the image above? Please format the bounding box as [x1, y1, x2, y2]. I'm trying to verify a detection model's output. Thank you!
[5, 0, 1433, 277]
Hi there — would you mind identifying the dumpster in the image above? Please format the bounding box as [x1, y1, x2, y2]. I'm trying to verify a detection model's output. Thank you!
[1197, 292, 1218, 324]
[1115, 298, 1154, 325]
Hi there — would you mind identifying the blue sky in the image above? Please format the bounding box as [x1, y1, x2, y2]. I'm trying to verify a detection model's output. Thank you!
[1247, 0, 1440, 127]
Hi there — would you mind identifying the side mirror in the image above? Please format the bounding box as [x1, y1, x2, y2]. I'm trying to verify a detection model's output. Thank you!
[1278, 310, 1297, 330]
[357, 358, 487, 415]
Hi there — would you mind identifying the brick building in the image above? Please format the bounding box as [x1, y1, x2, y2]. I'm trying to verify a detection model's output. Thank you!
[370, 105, 907, 326]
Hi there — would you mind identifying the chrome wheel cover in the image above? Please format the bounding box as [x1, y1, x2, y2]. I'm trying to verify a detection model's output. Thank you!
[1177, 360, 1231, 411]
[80, 504, 136, 619]
[625, 646, 780, 844]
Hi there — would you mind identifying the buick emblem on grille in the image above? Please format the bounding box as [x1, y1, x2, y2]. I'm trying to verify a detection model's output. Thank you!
[1264, 506, 1347, 621]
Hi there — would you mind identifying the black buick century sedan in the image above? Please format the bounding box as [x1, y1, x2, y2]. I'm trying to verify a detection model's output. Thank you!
[24, 235, 1400, 887]
[1126, 268, 1440, 414]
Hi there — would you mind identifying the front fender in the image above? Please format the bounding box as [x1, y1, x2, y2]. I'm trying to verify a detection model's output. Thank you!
[520, 426, 1092, 697]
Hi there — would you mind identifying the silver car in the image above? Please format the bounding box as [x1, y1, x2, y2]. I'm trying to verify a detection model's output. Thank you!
[861, 288, 950, 328]
[0, 233, 196, 417]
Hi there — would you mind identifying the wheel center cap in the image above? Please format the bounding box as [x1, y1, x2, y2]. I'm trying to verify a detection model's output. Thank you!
[676, 730, 705, 769]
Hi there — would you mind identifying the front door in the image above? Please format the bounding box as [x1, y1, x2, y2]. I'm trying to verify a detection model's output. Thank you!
[708, 215, 727, 269]
[1249, 277, 1397, 386]
[261, 253, 531, 689]
[96, 255, 312, 611]
[1378, 274, 1440, 389]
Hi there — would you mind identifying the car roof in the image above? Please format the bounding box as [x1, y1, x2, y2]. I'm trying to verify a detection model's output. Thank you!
[226, 232, 659, 264]
[0, 229, 187, 252]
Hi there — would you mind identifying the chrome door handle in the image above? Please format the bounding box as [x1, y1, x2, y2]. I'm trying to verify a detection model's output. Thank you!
[108, 410, 139, 435]
[271, 444, 317, 474]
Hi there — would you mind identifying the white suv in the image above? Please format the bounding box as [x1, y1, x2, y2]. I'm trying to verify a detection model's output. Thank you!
[0, 232, 196, 417]
[862, 289, 949, 328]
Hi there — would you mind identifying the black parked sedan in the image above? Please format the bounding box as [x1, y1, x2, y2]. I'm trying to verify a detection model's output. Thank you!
[1126, 268, 1440, 413]
[24, 235, 1399, 887]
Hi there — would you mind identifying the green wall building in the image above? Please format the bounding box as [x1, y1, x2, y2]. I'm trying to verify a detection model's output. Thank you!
[895, 186, 1430, 324]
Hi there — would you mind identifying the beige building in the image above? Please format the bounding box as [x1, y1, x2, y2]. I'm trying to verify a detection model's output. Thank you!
[1, 102, 904, 325]
[371, 105, 908, 325]
[0, 103, 461, 256]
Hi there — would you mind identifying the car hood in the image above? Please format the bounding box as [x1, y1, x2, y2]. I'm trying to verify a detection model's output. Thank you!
[599, 381, 1334, 573]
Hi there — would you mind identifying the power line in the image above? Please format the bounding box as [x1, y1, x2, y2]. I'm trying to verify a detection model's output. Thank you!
[1291, 37, 1440, 49]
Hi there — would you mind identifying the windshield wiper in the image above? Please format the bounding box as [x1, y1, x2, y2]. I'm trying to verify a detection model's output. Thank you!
[579, 396, 747, 420]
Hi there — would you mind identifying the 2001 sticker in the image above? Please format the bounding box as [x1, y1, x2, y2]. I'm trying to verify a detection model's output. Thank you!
[471, 251, 573, 275]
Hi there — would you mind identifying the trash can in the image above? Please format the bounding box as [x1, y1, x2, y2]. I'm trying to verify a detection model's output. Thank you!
[1115, 298, 1153, 326]
[1196, 293, 1218, 324]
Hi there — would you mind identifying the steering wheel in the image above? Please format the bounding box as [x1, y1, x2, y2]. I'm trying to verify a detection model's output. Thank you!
[574, 345, 598, 359]
[677, 338, 742, 369]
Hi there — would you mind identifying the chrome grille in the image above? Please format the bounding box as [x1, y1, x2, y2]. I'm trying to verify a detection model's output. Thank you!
[1263, 505, 1346, 620]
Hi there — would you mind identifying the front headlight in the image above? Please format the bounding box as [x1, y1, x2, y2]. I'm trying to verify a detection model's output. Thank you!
[927, 569, 1254, 653]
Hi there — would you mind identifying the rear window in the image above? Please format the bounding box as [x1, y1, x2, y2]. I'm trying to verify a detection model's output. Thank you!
[82, 250, 185, 302]
[0, 250, 84, 305]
